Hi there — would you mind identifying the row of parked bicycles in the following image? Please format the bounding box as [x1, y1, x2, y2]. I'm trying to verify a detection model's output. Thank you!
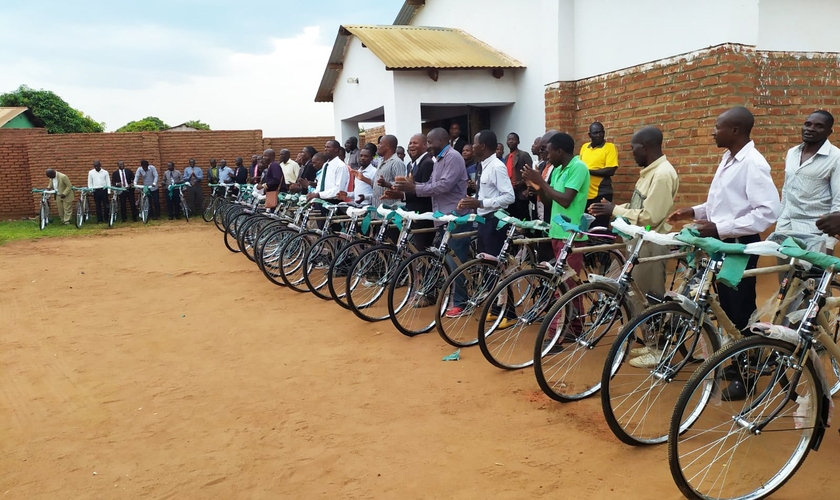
[207, 182, 840, 500]
[31, 183, 194, 230]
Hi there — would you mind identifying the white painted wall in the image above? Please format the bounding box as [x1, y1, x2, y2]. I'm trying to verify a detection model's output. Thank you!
[757, 0, 840, 52]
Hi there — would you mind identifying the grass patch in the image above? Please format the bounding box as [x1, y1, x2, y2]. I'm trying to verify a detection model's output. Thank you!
[0, 217, 167, 245]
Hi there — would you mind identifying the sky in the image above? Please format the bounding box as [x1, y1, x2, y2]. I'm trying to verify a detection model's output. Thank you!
[0, 0, 400, 136]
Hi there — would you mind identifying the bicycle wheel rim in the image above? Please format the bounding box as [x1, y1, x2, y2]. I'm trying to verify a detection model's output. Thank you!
[533, 282, 627, 400]
[305, 236, 339, 298]
[280, 234, 314, 291]
[436, 260, 501, 348]
[328, 241, 367, 308]
[389, 252, 446, 336]
[669, 337, 821, 500]
[141, 197, 149, 223]
[75, 201, 83, 228]
[601, 302, 718, 446]
[346, 246, 397, 322]
[40, 202, 47, 230]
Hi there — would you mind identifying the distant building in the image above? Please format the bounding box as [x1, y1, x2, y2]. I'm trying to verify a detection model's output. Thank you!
[0, 107, 43, 129]
[164, 123, 200, 132]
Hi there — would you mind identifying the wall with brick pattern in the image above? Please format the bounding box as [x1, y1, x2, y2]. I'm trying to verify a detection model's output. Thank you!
[0, 130, 333, 218]
[545, 43, 840, 207]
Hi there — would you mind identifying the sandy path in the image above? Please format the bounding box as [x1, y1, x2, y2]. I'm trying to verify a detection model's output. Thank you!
[1, 223, 838, 499]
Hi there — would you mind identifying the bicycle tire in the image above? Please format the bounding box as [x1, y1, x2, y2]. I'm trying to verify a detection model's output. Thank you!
[259, 227, 296, 286]
[84, 197, 90, 222]
[477, 268, 566, 370]
[39, 201, 48, 230]
[600, 301, 719, 446]
[181, 196, 190, 222]
[108, 198, 116, 227]
[346, 245, 400, 322]
[388, 251, 449, 337]
[668, 336, 824, 500]
[202, 196, 216, 222]
[304, 234, 343, 299]
[531, 281, 631, 400]
[236, 215, 260, 256]
[279, 232, 318, 292]
[241, 217, 270, 262]
[140, 196, 150, 224]
[75, 199, 84, 228]
[435, 258, 504, 348]
[583, 249, 625, 280]
[327, 240, 370, 309]
[224, 213, 248, 253]
[254, 220, 288, 271]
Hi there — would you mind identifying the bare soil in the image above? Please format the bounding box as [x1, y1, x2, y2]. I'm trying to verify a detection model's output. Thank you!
[1, 223, 838, 499]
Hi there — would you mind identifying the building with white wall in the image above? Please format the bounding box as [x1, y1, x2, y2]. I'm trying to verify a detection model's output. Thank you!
[317, 0, 840, 146]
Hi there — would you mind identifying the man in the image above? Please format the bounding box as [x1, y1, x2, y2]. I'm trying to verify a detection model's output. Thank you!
[531, 137, 542, 165]
[384, 133, 435, 249]
[668, 107, 780, 400]
[162, 162, 183, 220]
[396, 146, 407, 165]
[87, 160, 110, 223]
[217, 160, 234, 186]
[112, 161, 137, 222]
[208, 158, 219, 185]
[261, 149, 286, 196]
[776, 110, 840, 249]
[232, 157, 249, 185]
[136, 160, 160, 219]
[344, 137, 361, 170]
[394, 128, 469, 264]
[579, 122, 619, 229]
[183, 158, 203, 214]
[366, 135, 405, 208]
[589, 126, 679, 299]
[338, 147, 347, 163]
[307, 140, 349, 203]
[462, 144, 478, 193]
[350, 147, 378, 205]
[297, 146, 318, 186]
[495, 143, 505, 160]
[46, 169, 73, 225]
[278, 149, 299, 186]
[503, 132, 533, 220]
[448, 123, 467, 153]
[447, 130, 516, 318]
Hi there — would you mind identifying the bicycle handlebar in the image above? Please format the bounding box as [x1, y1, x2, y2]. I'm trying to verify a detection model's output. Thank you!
[32, 189, 57, 194]
[72, 187, 94, 192]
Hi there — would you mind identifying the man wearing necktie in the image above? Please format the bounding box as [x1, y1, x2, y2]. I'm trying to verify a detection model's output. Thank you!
[384, 133, 435, 249]
[112, 161, 137, 222]
[307, 142, 350, 230]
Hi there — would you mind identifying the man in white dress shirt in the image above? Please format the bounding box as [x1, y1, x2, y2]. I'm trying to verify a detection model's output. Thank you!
[669, 107, 781, 400]
[307, 142, 350, 230]
[351, 147, 377, 205]
[777, 110, 840, 250]
[87, 160, 110, 223]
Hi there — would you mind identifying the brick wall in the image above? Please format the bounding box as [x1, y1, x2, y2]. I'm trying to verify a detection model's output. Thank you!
[359, 125, 385, 147]
[262, 136, 335, 157]
[545, 43, 840, 206]
[0, 130, 332, 218]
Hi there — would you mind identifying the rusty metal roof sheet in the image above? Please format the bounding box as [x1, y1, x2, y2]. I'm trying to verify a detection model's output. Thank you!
[315, 25, 524, 103]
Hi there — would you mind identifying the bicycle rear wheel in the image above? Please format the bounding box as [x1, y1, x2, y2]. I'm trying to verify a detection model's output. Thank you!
[583, 249, 624, 280]
[346, 245, 399, 322]
[39, 201, 48, 230]
[532, 282, 631, 400]
[388, 251, 449, 337]
[668, 336, 825, 500]
[600, 302, 719, 445]
[435, 258, 503, 347]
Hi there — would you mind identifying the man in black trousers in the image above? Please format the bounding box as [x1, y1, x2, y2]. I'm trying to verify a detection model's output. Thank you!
[112, 160, 138, 222]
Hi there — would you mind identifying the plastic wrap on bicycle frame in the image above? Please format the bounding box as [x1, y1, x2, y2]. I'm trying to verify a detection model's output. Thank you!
[749, 279, 808, 325]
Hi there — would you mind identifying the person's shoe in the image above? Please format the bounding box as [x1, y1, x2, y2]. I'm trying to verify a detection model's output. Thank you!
[630, 345, 653, 357]
[721, 377, 752, 402]
[496, 317, 516, 329]
[486, 313, 499, 322]
[445, 307, 465, 318]
[63, 221, 71, 225]
[629, 349, 663, 369]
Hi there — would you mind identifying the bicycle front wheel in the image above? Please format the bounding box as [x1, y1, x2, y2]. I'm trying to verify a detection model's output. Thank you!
[181, 196, 190, 222]
[279, 232, 318, 292]
[477, 268, 562, 370]
[601, 302, 719, 445]
[328, 240, 369, 309]
[75, 199, 84, 228]
[435, 258, 503, 347]
[388, 251, 449, 337]
[533, 281, 631, 401]
[108, 198, 116, 227]
[346, 245, 399, 322]
[304, 235, 342, 299]
[140, 196, 150, 224]
[202, 196, 216, 222]
[39, 201, 48, 230]
[668, 336, 825, 500]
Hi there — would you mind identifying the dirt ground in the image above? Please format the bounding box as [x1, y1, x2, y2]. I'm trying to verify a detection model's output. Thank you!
[2, 223, 839, 499]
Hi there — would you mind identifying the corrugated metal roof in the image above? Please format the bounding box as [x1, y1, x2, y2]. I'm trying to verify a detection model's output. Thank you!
[315, 25, 524, 103]
[0, 107, 28, 127]
[344, 25, 524, 70]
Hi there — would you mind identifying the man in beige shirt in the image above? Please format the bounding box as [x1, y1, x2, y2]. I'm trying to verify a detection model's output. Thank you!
[278, 149, 300, 185]
[589, 126, 679, 297]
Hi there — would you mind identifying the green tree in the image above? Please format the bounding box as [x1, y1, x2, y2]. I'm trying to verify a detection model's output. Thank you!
[116, 116, 169, 132]
[184, 120, 210, 130]
[0, 85, 104, 133]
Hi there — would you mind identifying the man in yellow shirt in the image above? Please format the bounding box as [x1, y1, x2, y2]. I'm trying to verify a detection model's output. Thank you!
[579, 122, 618, 228]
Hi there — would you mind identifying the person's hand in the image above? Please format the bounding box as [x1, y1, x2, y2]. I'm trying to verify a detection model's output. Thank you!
[667, 207, 694, 224]
[306, 192, 320, 201]
[393, 177, 416, 193]
[467, 179, 476, 191]
[353, 170, 364, 179]
[60, 194, 65, 199]
[337, 191, 347, 200]
[521, 167, 544, 191]
[356, 195, 365, 204]
[382, 189, 403, 200]
[693, 220, 719, 238]
[588, 199, 614, 217]
[816, 213, 840, 238]
[376, 177, 389, 187]
[457, 197, 480, 210]
[289, 184, 301, 194]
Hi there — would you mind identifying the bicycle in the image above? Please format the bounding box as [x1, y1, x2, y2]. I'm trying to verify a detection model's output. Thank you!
[167, 183, 191, 222]
[72, 187, 92, 229]
[31, 188, 56, 230]
[204, 182, 235, 228]
[473, 214, 626, 370]
[434, 210, 544, 347]
[667, 236, 840, 500]
[598, 225, 807, 446]
[132, 183, 152, 224]
[387, 209, 484, 337]
[107, 186, 127, 227]
[531, 218, 694, 404]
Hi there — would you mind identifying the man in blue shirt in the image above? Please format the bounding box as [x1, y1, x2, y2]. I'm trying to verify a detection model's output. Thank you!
[183, 158, 203, 214]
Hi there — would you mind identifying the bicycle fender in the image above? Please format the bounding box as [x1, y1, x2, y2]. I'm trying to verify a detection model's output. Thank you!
[587, 274, 618, 286]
